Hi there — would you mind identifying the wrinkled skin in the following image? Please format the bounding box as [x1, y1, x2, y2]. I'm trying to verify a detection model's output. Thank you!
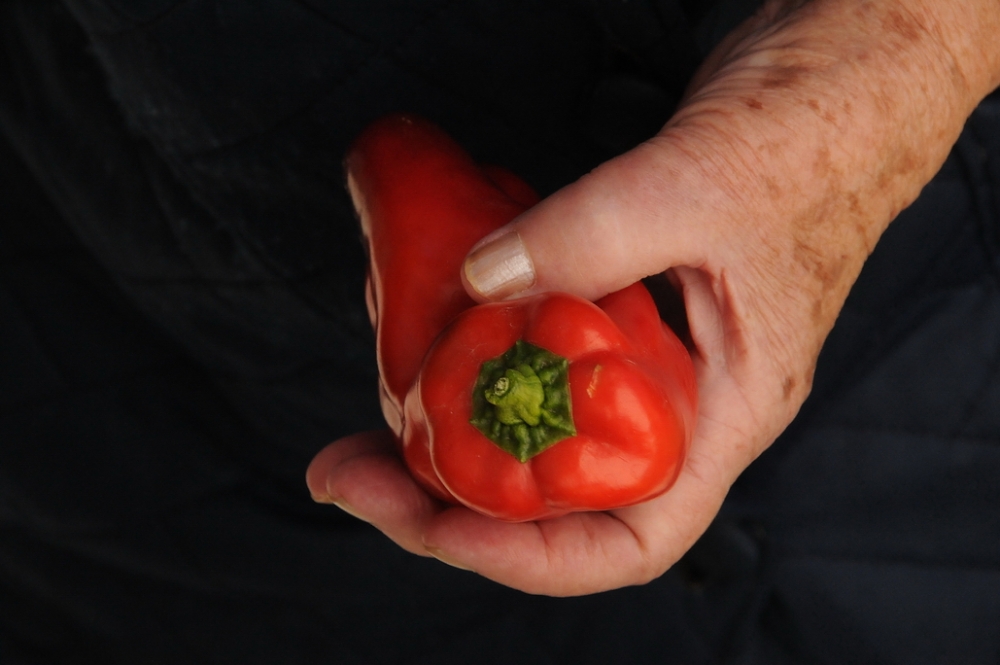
[308, 0, 1000, 595]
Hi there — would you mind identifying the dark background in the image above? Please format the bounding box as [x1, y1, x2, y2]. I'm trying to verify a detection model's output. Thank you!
[2, 1, 999, 663]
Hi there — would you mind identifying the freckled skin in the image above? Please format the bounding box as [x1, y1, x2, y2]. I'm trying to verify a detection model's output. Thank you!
[782, 376, 797, 400]
[658, 0, 1000, 411]
[882, 7, 926, 43]
[760, 65, 808, 89]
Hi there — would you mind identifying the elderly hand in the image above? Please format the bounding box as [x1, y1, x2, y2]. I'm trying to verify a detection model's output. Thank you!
[308, 0, 1000, 595]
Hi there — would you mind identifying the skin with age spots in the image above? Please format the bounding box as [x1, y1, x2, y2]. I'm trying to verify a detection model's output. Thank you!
[782, 375, 796, 401]
[879, 6, 928, 43]
[760, 65, 808, 89]
[657, 0, 980, 414]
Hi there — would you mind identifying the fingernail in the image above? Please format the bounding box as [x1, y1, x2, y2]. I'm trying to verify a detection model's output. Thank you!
[464, 231, 535, 300]
[316, 495, 371, 524]
[311, 491, 335, 504]
[426, 547, 474, 572]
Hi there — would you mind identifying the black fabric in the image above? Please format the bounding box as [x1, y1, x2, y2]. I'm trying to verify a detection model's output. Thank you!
[1, 0, 999, 662]
[0, 135, 714, 661]
[720, 107, 1000, 662]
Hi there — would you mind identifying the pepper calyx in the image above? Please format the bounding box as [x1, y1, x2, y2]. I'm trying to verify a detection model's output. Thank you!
[470, 340, 575, 462]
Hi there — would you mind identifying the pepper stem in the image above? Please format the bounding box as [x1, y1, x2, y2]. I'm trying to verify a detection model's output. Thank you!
[470, 340, 575, 462]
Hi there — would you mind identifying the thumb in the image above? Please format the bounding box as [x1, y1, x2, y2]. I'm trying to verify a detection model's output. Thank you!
[462, 139, 717, 302]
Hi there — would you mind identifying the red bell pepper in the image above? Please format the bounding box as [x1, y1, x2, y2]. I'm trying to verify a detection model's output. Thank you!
[346, 114, 697, 522]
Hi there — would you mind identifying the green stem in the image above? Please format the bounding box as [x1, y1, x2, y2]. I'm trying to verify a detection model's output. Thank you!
[470, 340, 575, 462]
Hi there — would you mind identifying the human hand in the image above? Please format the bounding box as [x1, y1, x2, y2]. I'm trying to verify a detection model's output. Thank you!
[308, 0, 1000, 595]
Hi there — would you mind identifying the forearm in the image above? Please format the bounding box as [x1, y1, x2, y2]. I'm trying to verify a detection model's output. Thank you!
[639, 0, 1000, 404]
[667, 0, 1000, 237]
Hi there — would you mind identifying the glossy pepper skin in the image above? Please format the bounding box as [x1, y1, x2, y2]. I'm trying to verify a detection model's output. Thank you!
[346, 114, 697, 522]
